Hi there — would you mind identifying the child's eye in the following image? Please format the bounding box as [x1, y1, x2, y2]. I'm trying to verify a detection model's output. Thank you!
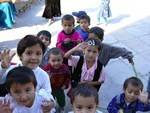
[36, 52, 42, 56]
[26, 51, 32, 55]
[87, 106, 93, 109]
[76, 106, 82, 109]
[26, 88, 31, 92]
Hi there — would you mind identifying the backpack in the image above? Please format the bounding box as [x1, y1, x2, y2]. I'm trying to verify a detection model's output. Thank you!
[116, 95, 137, 113]
[71, 56, 103, 91]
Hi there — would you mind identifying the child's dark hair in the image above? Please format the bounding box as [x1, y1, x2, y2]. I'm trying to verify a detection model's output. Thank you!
[6, 66, 37, 92]
[62, 14, 75, 25]
[48, 47, 64, 58]
[89, 27, 104, 41]
[123, 77, 143, 91]
[85, 38, 102, 51]
[37, 30, 52, 41]
[17, 35, 46, 57]
[71, 83, 98, 105]
[79, 15, 90, 25]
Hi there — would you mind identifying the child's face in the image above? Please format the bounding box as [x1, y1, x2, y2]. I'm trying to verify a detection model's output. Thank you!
[38, 35, 51, 47]
[80, 19, 89, 31]
[88, 33, 98, 39]
[10, 82, 35, 107]
[84, 45, 99, 63]
[48, 54, 63, 69]
[62, 20, 74, 34]
[124, 83, 141, 103]
[20, 44, 43, 69]
[72, 95, 97, 113]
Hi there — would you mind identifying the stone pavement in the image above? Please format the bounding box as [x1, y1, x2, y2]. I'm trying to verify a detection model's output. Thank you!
[0, 0, 150, 112]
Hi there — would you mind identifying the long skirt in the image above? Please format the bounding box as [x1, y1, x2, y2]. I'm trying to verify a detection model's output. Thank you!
[42, 0, 61, 19]
[0, 2, 16, 28]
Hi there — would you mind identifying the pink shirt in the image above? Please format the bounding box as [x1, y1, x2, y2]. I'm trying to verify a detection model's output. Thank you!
[68, 56, 105, 82]
[56, 30, 82, 53]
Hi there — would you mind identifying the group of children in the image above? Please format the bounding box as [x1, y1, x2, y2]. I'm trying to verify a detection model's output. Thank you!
[0, 12, 150, 113]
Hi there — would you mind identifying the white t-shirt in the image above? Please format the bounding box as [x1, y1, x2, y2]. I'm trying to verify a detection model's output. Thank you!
[0, 93, 55, 113]
[0, 63, 54, 100]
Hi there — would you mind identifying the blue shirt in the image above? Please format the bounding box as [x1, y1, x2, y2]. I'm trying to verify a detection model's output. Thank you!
[76, 27, 89, 41]
[107, 93, 150, 113]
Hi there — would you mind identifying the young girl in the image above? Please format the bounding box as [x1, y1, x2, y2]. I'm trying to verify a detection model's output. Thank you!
[69, 83, 103, 113]
[56, 14, 83, 53]
[0, 35, 54, 105]
[37, 30, 52, 68]
[43, 47, 71, 113]
[64, 38, 105, 91]
[0, 66, 55, 113]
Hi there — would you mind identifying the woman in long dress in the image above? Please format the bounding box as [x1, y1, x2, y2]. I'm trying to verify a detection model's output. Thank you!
[42, 0, 61, 24]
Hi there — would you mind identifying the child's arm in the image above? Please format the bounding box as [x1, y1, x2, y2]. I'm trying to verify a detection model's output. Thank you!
[64, 42, 87, 59]
[107, 96, 121, 113]
[101, 44, 133, 65]
[0, 49, 15, 81]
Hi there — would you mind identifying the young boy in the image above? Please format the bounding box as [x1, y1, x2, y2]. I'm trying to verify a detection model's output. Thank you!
[43, 47, 71, 113]
[107, 77, 150, 113]
[88, 26, 134, 66]
[76, 15, 90, 41]
[69, 83, 103, 113]
[37, 30, 52, 68]
[0, 66, 55, 113]
[72, 11, 87, 29]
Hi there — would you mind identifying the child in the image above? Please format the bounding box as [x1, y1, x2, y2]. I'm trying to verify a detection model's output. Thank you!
[76, 14, 90, 41]
[72, 11, 87, 29]
[88, 26, 134, 66]
[37, 30, 52, 68]
[0, 66, 55, 113]
[43, 47, 71, 112]
[64, 38, 105, 91]
[0, 35, 54, 101]
[69, 83, 103, 113]
[107, 77, 150, 113]
[56, 14, 83, 53]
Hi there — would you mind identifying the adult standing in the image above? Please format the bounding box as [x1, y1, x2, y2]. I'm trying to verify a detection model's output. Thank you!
[97, 0, 111, 25]
[42, 0, 61, 24]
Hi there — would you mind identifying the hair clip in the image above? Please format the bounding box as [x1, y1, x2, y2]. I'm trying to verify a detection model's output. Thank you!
[87, 40, 95, 46]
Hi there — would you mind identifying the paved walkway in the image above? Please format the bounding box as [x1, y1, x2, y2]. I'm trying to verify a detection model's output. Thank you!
[0, 0, 150, 112]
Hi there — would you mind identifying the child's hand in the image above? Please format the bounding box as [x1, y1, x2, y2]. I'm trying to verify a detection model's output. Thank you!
[118, 109, 124, 113]
[0, 98, 12, 113]
[64, 38, 71, 44]
[74, 42, 88, 51]
[61, 85, 66, 90]
[138, 91, 149, 103]
[1, 49, 16, 69]
[41, 100, 55, 113]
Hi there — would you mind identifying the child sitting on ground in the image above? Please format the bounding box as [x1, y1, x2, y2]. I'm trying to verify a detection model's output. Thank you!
[64, 38, 105, 91]
[69, 83, 103, 113]
[88, 26, 134, 66]
[107, 76, 150, 113]
[76, 14, 90, 41]
[56, 14, 82, 53]
[0, 66, 55, 113]
[43, 47, 71, 113]
[37, 30, 52, 68]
